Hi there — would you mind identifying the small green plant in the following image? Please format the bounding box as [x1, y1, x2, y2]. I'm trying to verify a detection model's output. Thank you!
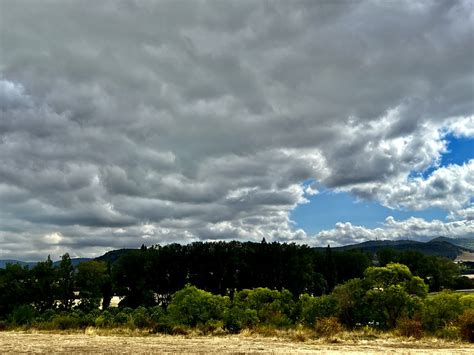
[435, 325, 460, 341]
[51, 314, 81, 330]
[9, 305, 36, 326]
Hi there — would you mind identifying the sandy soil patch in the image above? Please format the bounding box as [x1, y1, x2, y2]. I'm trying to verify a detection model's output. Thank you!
[1, 331, 473, 354]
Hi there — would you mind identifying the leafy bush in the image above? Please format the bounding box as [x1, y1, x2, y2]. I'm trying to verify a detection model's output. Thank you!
[315, 317, 343, 337]
[9, 305, 36, 326]
[233, 288, 294, 327]
[51, 314, 81, 329]
[458, 309, 474, 343]
[39, 308, 57, 322]
[395, 317, 423, 339]
[167, 285, 230, 327]
[94, 311, 113, 328]
[149, 306, 165, 326]
[223, 306, 258, 333]
[298, 294, 339, 327]
[113, 311, 130, 325]
[132, 307, 151, 328]
[435, 325, 460, 341]
[422, 291, 464, 332]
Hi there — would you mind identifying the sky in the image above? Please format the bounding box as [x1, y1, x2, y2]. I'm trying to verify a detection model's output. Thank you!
[0, 0, 473, 260]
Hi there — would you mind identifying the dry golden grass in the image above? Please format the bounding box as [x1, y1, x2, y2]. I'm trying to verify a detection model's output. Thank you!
[1, 329, 473, 354]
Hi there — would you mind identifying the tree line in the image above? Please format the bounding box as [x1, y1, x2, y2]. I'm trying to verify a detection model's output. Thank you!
[1, 240, 471, 319]
[2, 263, 474, 342]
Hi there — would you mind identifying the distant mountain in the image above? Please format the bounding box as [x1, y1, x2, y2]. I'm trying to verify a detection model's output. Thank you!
[430, 237, 474, 251]
[317, 238, 474, 260]
[0, 257, 91, 269]
[94, 249, 135, 264]
[0, 260, 38, 269]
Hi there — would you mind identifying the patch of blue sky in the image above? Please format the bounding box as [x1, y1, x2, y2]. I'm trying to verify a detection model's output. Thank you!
[292, 136, 472, 234]
[417, 134, 474, 178]
[291, 189, 446, 234]
[440, 133, 474, 166]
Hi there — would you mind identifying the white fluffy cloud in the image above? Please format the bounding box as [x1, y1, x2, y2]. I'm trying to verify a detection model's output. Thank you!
[315, 217, 474, 247]
[0, 1, 473, 258]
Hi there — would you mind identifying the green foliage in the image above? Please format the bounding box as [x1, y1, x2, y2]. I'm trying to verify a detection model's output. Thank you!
[233, 288, 295, 327]
[436, 325, 461, 341]
[332, 278, 370, 327]
[31, 256, 57, 312]
[131, 306, 151, 328]
[167, 285, 230, 327]
[422, 291, 464, 332]
[0, 264, 33, 317]
[333, 263, 428, 329]
[298, 294, 339, 327]
[50, 313, 81, 330]
[94, 310, 114, 327]
[113, 311, 130, 326]
[9, 305, 36, 326]
[57, 253, 75, 311]
[76, 260, 109, 312]
[223, 306, 258, 333]
[377, 249, 462, 291]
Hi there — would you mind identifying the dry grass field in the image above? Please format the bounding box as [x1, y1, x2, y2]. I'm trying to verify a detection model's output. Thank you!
[1, 330, 473, 354]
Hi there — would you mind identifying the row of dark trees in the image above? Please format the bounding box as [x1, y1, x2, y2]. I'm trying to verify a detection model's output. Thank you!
[0, 241, 469, 318]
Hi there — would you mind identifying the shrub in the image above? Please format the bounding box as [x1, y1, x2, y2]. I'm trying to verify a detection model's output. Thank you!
[224, 306, 258, 333]
[233, 288, 294, 327]
[395, 317, 423, 339]
[148, 306, 165, 328]
[167, 285, 229, 327]
[315, 317, 343, 338]
[151, 315, 174, 334]
[458, 309, 474, 343]
[422, 291, 464, 332]
[39, 308, 57, 322]
[9, 305, 36, 326]
[51, 314, 81, 329]
[94, 311, 113, 328]
[436, 325, 460, 341]
[460, 295, 474, 309]
[113, 311, 129, 325]
[298, 294, 339, 327]
[132, 307, 151, 328]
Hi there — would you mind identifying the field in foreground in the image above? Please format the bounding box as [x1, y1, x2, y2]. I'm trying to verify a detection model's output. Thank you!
[1, 331, 473, 354]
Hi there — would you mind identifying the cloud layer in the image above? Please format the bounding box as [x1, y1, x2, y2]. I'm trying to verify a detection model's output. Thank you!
[1, 0, 473, 259]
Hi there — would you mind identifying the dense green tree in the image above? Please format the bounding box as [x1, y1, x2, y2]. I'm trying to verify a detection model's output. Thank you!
[0, 264, 33, 317]
[333, 263, 428, 329]
[57, 253, 75, 310]
[76, 260, 109, 311]
[31, 256, 57, 312]
[113, 250, 155, 308]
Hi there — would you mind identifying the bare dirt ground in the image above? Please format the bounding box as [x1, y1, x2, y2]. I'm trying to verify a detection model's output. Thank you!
[1, 331, 473, 354]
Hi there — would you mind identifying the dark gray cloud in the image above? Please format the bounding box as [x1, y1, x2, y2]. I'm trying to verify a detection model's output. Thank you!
[0, 0, 473, 259]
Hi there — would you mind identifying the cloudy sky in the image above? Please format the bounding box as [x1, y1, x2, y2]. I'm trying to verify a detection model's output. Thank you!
[1, 0, 473, 260]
